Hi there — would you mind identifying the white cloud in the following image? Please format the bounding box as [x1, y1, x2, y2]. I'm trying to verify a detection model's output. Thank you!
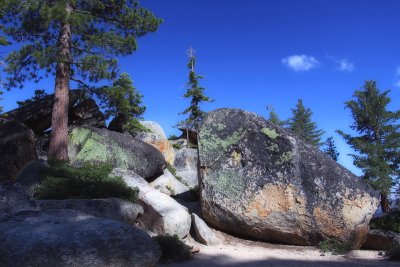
[337, 58, 354, 72]
[281, 55, 320, 72]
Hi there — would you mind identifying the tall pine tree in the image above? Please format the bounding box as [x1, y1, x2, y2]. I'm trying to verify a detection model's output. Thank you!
[337, 81, 400, 212]
[288, 99, 325, 146]
[1, 0, 161, 162]
[323, 136, 339, 161]
[179, 48, 213, 132]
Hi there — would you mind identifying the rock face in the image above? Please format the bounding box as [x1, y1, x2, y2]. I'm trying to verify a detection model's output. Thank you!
[0, 182, 38, 216]
[69, 98, 106, 129]
[38, 198, 143, 226]
[362, 229, 400, 250]
[68, 127, 165, 179]
[191, 213, 220, 246]
[150, 169, 189, 196]
[0, 183, 160, 267]
[134, 121, 175, 165]
[0, 209, 161, 267]
[4, 90, 82, 135]
[198, 108, 379, 248]
[0, 120, 37, 183]
[173, 147, 199, 189]
[113, 168, 191, 239]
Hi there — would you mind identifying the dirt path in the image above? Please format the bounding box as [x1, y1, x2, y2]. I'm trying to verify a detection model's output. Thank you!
[158, 244, 398, 267]
[158, 231, 398, 267]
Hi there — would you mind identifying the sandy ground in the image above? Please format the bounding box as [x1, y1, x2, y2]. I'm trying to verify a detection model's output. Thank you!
[158, 232, 399, 267]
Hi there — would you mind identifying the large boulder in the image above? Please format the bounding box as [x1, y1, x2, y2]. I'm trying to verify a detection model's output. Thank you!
[113, 168, 191, 239]
[68, 127, 165, 179]
[0, 120, 37, 183]
[134, 121, 175, 165]
[370, 210, 400, 233]
[198, 108, 379, 248]
[173, 147, 199, 189]
[38, 198, 143, 226]
[0, 209, 161, 267]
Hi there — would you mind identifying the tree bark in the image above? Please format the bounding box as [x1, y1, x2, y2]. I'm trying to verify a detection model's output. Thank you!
[380, 193, 391, 213]
[48, 4, 72, 162]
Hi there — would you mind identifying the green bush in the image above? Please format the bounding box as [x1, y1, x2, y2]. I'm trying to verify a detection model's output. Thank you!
[34, 162, 138, 202]
[386, 244, 400, 260]
[318, 239, 350, 255]
[154, 234, 192, 262]
[172, 143, 183, 149]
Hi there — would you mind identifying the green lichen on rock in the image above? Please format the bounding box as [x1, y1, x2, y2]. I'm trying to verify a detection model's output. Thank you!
[69, 127, 92, 146]
[214, 170, 245, 198]
[276, 151, 294, 165]
[261, 128, 279, 139]
[266, 143, 279, 153]
[216, 123, 226, 131]
[199, 127, 245, 156]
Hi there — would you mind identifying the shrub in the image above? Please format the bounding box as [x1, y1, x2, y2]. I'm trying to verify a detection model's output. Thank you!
[166, 163, 189, 187]
[34, 162, 138, 202]
[154, 234, 192, 262]
[386, 244, 400, 260]
[172, 143, 183, 149]
[318, 239, 350, 255]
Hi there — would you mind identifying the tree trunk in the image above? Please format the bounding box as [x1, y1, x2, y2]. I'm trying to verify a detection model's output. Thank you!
[380, 193, 391, 213]
[48, 4, 72, 162]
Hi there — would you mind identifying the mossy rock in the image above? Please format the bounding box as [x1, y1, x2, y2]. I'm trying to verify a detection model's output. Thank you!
[68, 127, 165, 179]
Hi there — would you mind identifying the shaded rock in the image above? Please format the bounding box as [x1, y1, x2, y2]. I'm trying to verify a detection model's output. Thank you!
[0, 209, 160, 267]
[68, 127, 165, 179]
[0, 182, 38, 217]
[370, 210, 400, 233]
[4, 90, 82, 135]
[38, 198, 143, 225]
[198, 108, 379, 248]
[178, 127, 198, 146]
[36, 133, 50, 160]
[113, 168, 191, 239]
[150, 169, 189, 196]
[69, 98, 106, 128]
[0, 120, 37, 183]
[191, 213, 220, 246]
[16, 160, 48, 197]
[134, 121, 175, 165]
[173, 147, 199, 189]
[362, 229, 400, 250]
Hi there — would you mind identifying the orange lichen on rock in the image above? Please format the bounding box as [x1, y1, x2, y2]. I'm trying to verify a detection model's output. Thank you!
[245, 184, 306, 219]
[147, 140, 175, 165]
[313, 207, 345, 237]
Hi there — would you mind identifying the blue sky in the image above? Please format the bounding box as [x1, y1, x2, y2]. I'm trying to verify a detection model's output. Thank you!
[2, 0, 400, 175]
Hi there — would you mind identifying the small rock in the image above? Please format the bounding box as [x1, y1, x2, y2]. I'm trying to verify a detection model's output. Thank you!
[191, 213, 220, 246]
[150, 169, 189, 196]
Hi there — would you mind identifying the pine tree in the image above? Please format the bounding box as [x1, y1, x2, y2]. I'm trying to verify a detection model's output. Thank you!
[266, 105, 286, 127]
[96, 73, 146, 133]
[1, 0, 161, 162]
[17, 89, 48, 107]
[323, 137, 339, 161]
[288, 99, 325, 146]
[179, 48, 213, 131]
[337, 81, 400, 212]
